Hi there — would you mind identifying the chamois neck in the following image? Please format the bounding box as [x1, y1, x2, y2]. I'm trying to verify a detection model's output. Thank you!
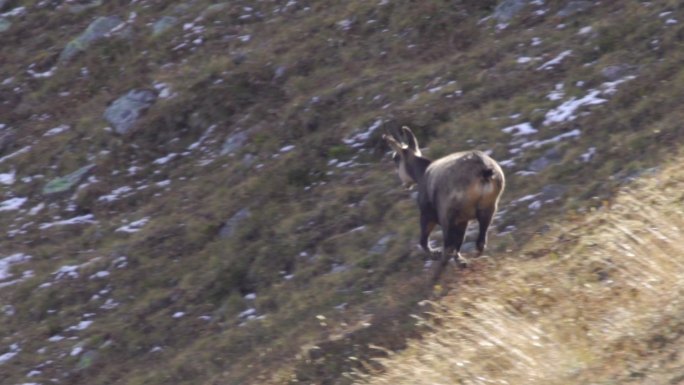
[409, 156, 432, 183]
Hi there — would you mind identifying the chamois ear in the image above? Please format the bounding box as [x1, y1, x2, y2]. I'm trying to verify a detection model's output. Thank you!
[401, 126, 421, 154]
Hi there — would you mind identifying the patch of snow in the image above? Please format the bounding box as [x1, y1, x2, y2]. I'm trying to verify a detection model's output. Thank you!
[528, 200, 542, 210]
[70, 346, 83, 357]
[115, 217, 150, 233]
[1, 6, 26, 17]
[547, 83, 565, 101]
[601, 75, 636, 95]
[279, 145, 296, 153]
[152, 153, 178, 165]
[531, 37, 542, 46]
[522, 129, 581, 149]
[172, 312, 185, 318]
[343, 119, 383, 148]
[537, 50, 572, 70]
[0, 343, 20, 364]
[543, 90, 606, 125]
[43, 125, 70, 137]
[502, 122, 538, 136]
[0, 170, 15, 185]
[0, 253, 31, 280]
[0, 197, 27, 212]
[244, 293, 256, 300]
[238, 35, 251, 42]
[101, 298, 119, 310]
[0, 146, 31, 164]
[579, 147, 596, 162]
[516, 56, 537, 64]
[67, 320, 93, 331]
[28, 67, 57, 79]
[39, 214, 97, 229]
[337, 19, 352, 31]
[238, 308, 256, 318]
[28, 203, 45, 216]
[48, 335, 65, 342]
[53, 265, 81, 280]
[98, 186, 134, 202]
[90, 271, 110, 279]
[578, 26, 593, 35]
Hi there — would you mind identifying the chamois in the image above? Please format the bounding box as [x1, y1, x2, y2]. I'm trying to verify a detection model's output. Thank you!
[383, 126, 505, 270]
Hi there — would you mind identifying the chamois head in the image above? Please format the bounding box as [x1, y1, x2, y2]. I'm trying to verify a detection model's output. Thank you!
[382, 126, 429, 188]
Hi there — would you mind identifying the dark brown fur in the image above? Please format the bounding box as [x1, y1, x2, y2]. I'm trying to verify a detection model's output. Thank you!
[384, 126, 505, 270]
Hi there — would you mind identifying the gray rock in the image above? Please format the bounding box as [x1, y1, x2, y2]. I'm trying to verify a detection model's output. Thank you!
[203, 3, 230, 17]
[528, 147, 564, 172]
[43, 164, 96, 195]
[370, 234, 393, 254]
[493, 0, 529, 22]
[556, 1, 593, 18]
[103, 89, 157, 135]
[67, 0, 103, 14]
[0, 0, 8, 11]
[59, 16, 124, 62]
[600, 65, 630, 81]
[0, 126, 16, 155]
[221, 131, 249, 155]
[0, 17, 10, 33]
[152, 16, 177, 36]
[539, 184, 567, 202]
[219, 208, 251, 238]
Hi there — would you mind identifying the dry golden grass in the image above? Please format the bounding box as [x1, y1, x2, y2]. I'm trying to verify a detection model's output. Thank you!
[355, 159, 684, 385]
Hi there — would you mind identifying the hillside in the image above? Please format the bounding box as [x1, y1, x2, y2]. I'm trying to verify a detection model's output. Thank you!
[0, 1, 683, 384]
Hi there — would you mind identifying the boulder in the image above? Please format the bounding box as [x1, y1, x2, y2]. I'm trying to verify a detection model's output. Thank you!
[529, 147, 564, 172]
[0, 18, 10, 33]
[0, 126, 16, 155]
[152, 16, 177, 36]
[59, 16, 124, 62]
[219, 208, 251, 238]
[103, 89, 157, 135]
[556, 1, 593, 18]
[492, 0, 529, 23]
[43, 164, 96, 195]
[221, 131, 249, 155]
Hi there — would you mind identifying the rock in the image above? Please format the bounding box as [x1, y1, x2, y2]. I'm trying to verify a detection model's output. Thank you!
[59, 16, 124, 62]
[66, 0, 103, 14]
[556, 1, 593, 18]
[219, 208, 251, 238]
[0, 18, 10, 33]
[0, 126, 16, 155]
[203, 3, 230, 17]
[493, 0, 529, 23]
[152, 16, 177, 36]
[370, 234, 393, 254]
[528, 147, 564, 172]
[0, 0, 8, 11]
[600, 65, 630, 81]
[221, 131, 249, 155]
[103, 89, 157, 135]
[43, 164, 96, 195]
[539, 184, 567, 202]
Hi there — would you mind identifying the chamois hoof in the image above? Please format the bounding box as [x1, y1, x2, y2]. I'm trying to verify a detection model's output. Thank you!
[429, 249, 443, 261]
[455, 255, 469, 269]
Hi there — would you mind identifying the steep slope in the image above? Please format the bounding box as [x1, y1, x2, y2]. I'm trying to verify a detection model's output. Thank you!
[0, 1, 683, 385]
[357, 153, 684, 385]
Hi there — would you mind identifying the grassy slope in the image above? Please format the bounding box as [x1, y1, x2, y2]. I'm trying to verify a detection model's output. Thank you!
[357, 154, 684, 385]
[0, 1, 683, 385]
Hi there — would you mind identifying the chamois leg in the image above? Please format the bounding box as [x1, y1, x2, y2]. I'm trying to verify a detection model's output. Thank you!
[476, 207, 495, 256]
[446, 221, 469, 268]
[419, 210, 437, 256]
